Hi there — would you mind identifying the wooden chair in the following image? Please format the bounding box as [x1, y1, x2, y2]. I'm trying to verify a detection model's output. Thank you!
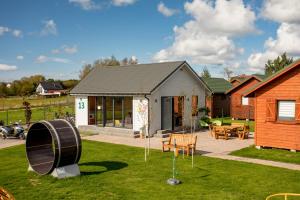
[213, 126, 228, 140]
[237, 125, 250, 139]
[208, 124, 214, 137]
[0, 187, 15, 200]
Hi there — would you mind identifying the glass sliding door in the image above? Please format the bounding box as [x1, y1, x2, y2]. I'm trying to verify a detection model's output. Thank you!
[106, 96, 114, 127]
[91, 96, 133, 129]
[96, 97, 104, 126]
[88, 96, 96, 125]
[114, 97, 123, 127]
[124, 97, 133, 128]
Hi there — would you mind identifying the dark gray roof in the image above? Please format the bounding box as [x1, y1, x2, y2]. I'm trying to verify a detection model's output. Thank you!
[40, 82, 63, 90]
[71, 61, 209, 95]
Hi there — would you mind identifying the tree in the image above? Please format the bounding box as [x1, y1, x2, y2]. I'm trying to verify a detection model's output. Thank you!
[201, 66, 211, 78]
[23, 101, 32, 127]
[62, 79, 79, 90]
[264, 52, 293, 76]
[0, 83, 7, 97]
[121, 56, 138, 65]
[79, 55, 138, 79]
[79, 64, 93, 80]
[224, 67, 233, 80]
[94, 55, 120, 67]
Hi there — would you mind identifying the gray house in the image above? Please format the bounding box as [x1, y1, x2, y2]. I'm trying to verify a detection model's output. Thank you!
[70, 61, 211, 136]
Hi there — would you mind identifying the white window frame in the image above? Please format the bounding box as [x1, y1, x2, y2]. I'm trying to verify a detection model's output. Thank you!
[277, 100, 295, 121]
[242, 97, 249, 105]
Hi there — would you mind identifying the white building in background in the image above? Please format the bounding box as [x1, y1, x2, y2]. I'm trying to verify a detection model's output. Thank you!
[70, 61, 211, 136]
[36, 81, 65, 96]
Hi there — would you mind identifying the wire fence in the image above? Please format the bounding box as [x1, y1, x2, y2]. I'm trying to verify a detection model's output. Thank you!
[0, 103, 75, 126]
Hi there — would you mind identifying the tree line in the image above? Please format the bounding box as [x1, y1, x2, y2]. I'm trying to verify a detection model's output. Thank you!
[79, 55, 138, 79]
[200, 52, 294, 79]
[0, 75, 78, 97]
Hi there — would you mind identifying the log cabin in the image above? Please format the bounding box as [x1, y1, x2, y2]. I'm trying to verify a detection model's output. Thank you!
[230, 75, 249, 87]
[203, 77, 231, 118]
[226, 75, 265, 120]
[245, 59, 300, 151]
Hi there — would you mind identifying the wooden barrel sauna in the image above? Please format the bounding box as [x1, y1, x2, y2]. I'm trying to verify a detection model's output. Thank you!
[26, 119, 81, 175]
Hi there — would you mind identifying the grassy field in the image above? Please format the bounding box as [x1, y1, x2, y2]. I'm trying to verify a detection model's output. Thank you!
[231, 145, 300, 165]
[0, 105, 74, 125]
[0, 141, 299, 200]
[0, 96, 74, 110]
[212, 117, 255, 132]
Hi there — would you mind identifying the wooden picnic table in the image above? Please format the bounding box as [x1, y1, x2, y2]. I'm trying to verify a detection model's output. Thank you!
[213, 125, 244, 140]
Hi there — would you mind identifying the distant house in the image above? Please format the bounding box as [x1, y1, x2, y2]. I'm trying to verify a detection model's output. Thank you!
[203, 77, 232, 118]
[230, 75, 249, 87]
[70, 61, 211, 136]
[36, 81, 65, 96]
[226, 75, 265, 120]
[245, 59, 300, 151]
[6, 83, 11, 88]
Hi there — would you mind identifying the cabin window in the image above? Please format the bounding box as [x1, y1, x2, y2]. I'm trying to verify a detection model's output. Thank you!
[242, 97, 248, 105]
[192, 95, 198, 116]
[277, 100, 295, 121]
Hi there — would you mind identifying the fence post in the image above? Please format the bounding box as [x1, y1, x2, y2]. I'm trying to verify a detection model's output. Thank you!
[44, 107, 46, 120]
[6, 110, 8, 125]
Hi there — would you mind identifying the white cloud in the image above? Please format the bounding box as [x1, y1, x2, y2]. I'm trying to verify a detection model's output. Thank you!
[41, 20, 57, 36]
[62, 45, 78, 54]
[0, 64, 17, 71]
[35, 55, 70, 64]
[12, 29, 22, 37]
[0, 26, 10, 36]
[153, 0, 257, 65]
[0, 26, 22, 38]
[51, 49, 60, 54]
[16, 55, 24, 60]
[112, 0, 136, 6]
[157, 2, 179, 17]
[51, 45, 78, 54]
[262, 0, 300, 24]
[247, 1, 300, 72]
[69, 0, 100, 10]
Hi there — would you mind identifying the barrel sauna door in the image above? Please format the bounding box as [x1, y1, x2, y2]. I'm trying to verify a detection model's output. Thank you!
[161, 97, 173, 130]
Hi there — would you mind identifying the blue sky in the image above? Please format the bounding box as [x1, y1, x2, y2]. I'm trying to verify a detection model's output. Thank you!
[0, 0, 299, 81]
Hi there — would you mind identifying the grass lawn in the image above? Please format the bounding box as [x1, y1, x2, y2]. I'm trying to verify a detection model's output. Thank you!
[0, 141, 300, 200]
[231, 145, 300, 165]
[0, 105, 74, 125]
[0, 96, 74, 110]
[212, 117, 255, 132]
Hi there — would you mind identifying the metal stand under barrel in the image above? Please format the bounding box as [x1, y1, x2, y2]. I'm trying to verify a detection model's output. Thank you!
[167, 139, 181, 185]
[26, 119, 82, 179]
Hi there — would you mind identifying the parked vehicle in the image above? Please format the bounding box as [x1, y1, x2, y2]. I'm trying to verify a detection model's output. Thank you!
[0, 122, 26, 140]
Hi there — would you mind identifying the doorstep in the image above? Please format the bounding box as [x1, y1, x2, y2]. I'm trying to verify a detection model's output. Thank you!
[78, 125, 139, 138]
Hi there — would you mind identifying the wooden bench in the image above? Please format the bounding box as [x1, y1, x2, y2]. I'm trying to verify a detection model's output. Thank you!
[162, 133, 197, 156]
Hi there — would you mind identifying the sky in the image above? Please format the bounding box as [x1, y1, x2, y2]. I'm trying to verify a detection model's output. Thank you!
[0, 0, 300, 81]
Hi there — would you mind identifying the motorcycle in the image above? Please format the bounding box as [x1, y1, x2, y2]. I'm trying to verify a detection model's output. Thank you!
[0, 122, 26, 140]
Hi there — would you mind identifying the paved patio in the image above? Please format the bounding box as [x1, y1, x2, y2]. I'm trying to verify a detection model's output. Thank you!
[0, 138, 24, 149]
[84, 130, 254, 156]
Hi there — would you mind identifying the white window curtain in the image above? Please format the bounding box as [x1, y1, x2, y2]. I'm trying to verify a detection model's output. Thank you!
[278, 100, 295, 120]
[242, 97, 248, 105]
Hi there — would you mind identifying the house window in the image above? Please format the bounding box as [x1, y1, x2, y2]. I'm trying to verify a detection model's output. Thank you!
[278, 100, 295, 121]
[192, 95, 198, 116]
[242, 97, 248, 105]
